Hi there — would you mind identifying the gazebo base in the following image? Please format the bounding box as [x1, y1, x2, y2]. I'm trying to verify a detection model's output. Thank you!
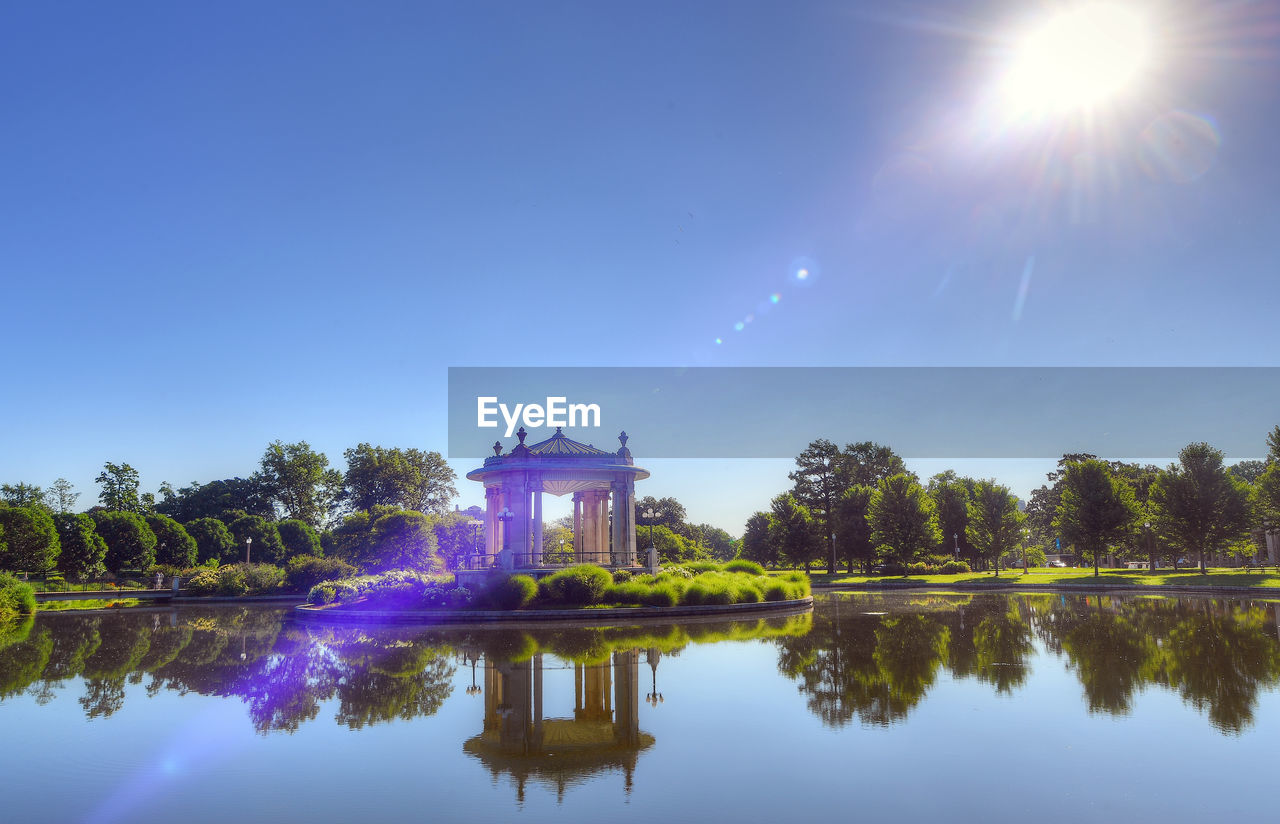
[456, 565, 647, 589]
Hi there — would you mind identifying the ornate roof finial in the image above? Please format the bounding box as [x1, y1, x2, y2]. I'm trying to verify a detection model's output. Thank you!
[517, 426, 527, 444]
[492, 441, 503, 456]
[619, 430, 629, 447]
[555, 426, 563, 434]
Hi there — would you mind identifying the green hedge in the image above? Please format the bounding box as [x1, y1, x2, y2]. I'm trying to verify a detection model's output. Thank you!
[186, 563, 284, 596]
[0, 572, 37, 622]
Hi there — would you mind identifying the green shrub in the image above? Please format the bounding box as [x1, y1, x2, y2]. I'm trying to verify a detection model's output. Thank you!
[907, 561, 930, 575]
[686, 561, 722, 575]
[0, 572, 37, 621]
[307, 583, 338, 605]
[661, 565, 694, 580]
[604, 581, 648, 605]
[216, 566, 248, 596]
[643, 583, 678, 607]
[485, 575, 539, 610]
[723, 559, 765, 575]
[185, 568, 220, 595]
[445, 586, 472, 607]
[285, 556, 356, 592]
[878, 561, 907, 576]
[763, 581, 789, 601]
[241, 563, 285, 594]
[539, 565, 612, 606]
[939, 559, 971, 574]
[612, 569, 633, 584]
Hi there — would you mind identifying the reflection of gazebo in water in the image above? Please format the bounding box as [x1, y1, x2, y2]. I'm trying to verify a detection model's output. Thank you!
[464, 427, 650, 572]
[463, 651, 655, 801]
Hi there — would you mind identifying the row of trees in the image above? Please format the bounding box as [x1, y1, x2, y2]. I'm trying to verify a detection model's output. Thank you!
[0, 440, 462, 577]
[743, 426, 1280, 576]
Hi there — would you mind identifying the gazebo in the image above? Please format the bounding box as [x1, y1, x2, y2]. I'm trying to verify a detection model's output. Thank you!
[464, 427, 650, 573]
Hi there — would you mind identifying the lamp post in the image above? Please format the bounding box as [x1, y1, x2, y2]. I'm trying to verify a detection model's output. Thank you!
[497, 507, 514, 568]
[953, 532, 960, 560]
[465, 651, 481, 696]
[245, 536, 252, 565]
[1144, 521, 1154, 572]
[642, 507, 657, 550]
[559, 538, 566, 565]
[1022, 528, 1029, 573]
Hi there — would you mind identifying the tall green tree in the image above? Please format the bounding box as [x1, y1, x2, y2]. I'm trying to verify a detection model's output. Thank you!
[0, 506, 61, 573]
[43, 478, 79, 513]
[228, 515, 286, 566]
[634, 496, 688, 531]
[90, 511, 157, 573]
[1, 483, 47, 509]
[341, 444, 457, 514]
[1266, 425, 1280, 464]
[832, 485, 875, 573]
[869, 474, 941, 569]
[689, 524, 736, 561]
[928, 473, 974, 564]
[1052, 459, 1139, 576]
[259, 441, 343, 528]
[96, 462, 143, 512]
[1150, 443, 1253, 573]
[1228, 460, 1268, 485]
[185, 517, 237, 565]
[769, 493, 819, 571]
[840, 442, 909, 488]
[366, 510, 442, 572]
[144, 514, 198, 568]
[965, 480, 1026, 576]
[277, 519, 322, 559]
[741, 512, 779, 568]
[53, 513, 107, 579]
[789, 439, 844, 573]
[156, 477, 274, 522]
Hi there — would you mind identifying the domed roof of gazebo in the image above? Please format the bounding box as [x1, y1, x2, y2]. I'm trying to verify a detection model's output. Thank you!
[527, 428, 614, 457]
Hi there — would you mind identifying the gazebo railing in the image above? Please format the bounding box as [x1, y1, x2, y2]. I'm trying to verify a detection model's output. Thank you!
[461, 552, 642, 570]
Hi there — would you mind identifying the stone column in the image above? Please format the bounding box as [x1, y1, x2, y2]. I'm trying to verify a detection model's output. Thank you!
[624, 477, 638, 565]
[611, 480, 625, 568]
[573, 492, 583, 564]
[532, 479, 543, 566]
[597, 491, 608, 565]
[504, 477, 529, 570]
[484, 486, 499, 566]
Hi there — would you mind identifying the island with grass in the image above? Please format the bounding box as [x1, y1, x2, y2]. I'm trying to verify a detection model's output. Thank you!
[299, 560, 812, 621]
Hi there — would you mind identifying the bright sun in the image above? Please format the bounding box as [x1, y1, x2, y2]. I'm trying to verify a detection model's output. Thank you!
[1002, 3, 1153, 115]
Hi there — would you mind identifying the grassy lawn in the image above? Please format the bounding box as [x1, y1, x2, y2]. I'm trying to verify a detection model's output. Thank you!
[794, 567, 1280, 589]
[37, 598, 144, 612]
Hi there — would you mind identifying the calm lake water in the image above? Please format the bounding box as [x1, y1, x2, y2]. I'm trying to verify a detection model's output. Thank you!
[3, 592, 1279, 822]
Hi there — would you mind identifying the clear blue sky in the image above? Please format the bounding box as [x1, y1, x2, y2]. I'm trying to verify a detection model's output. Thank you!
[2, 1, 1277, 531]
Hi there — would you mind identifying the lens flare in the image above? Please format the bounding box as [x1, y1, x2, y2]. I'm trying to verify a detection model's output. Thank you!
[770, 293, 780, 304]
[734, 322, 744, 332]
[1138, 111, 1221, 183]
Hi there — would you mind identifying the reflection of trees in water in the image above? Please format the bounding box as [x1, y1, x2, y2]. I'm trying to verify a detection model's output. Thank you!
[1059, 608, 1156, 715]
[0, 609, 457, 733]
[778, 593, 1280, 733]
[1164, 604, 1280, 733]
[0, 609, 810, 735]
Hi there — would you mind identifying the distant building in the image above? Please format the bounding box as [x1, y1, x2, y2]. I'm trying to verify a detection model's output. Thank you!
[454, 504, 485, 520]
